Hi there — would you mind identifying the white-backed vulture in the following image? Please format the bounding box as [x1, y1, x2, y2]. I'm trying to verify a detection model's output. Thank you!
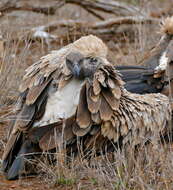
[117, 17, 173, 96]
[1, 35, 171, 180]
[143, 17, 173, 70]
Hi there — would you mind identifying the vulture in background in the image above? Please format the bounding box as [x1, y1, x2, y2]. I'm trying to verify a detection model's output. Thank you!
[1, 35, 171, 180]
[118, 16, 173, 96]
[144, 17, 173, 70]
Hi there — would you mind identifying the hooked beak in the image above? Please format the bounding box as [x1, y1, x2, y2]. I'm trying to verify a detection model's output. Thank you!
[73, 64, 81, 77]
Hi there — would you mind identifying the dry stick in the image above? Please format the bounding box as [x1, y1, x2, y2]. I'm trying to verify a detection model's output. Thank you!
[0, 0, 147, 18]
[0, 0, 172, 19]
[65, 0, 147, 16]
[32, 16, 160, 34]
[81, 6, 105, 20]
[150, 2, 173, 18]
[0, 1, 64, 15]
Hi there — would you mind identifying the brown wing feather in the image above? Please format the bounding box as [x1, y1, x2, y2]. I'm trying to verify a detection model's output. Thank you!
[93, 78, 101, 95]
[91, 112, 101, 124]
[26, 77, 52, 105]
[39, 117, 75, 151]
[2, 132, 21, 161]
[76, 64, 171, 145]
[72, 122, 91, 136]
[77, 84, 92, 128]
[99, 95, 113, 121]
[86, 82, 101, 113]
[12, 104, 36, 132]
[72, 65, 121, 138]
[102, 88, 120, 111]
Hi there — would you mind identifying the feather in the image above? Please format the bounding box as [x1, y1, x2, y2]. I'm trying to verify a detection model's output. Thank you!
[102, 88, 120, 110]
[77, 84, 92, 128]
[101, 121, 120, 142]
[86, 82, 101, 113]
[2, 132, 21, 162]
[13, 104, 36, 132]
[72, 122, 91, 136]
[91, 112, 101, 124]
[6, 140, 39, 180]
[107, 78, 116, 89]
[26, 77, 52, 105]
[97, 71, 105, 85]
[39, 120, 74, 151]
[111, 85, 122, 100]
[88, 85, 100, 102]
[89, 125, 101, 135]
[99, 95, 113, 121]
[93, 78, 101, 95]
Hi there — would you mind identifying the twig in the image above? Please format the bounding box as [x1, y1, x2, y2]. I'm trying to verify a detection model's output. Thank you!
[0, 1, 64, 15]
[65, 0, 147, 16]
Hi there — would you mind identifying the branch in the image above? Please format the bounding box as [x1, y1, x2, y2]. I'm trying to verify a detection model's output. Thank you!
[27, 16, 160, 45]
[36, 16, 160, 33]
[90, 16, 160, 29]
[65, 0, 147, 16]
[0, 1, 64, 15]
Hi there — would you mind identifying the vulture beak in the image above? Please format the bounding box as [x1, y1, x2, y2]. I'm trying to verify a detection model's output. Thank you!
[66, 52, 84, 78]
[73, 63, 81, 77]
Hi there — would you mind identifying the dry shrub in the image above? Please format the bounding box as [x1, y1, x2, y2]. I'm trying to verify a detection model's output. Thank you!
[0, 33, 30, 105]
[33, 140, 173, 190]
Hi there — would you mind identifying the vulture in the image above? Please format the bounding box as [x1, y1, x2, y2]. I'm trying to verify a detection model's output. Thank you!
[144, 17, 173, 70]
[152, 17, 173, 99]
[1, 35, 171, 180]
[118, 16, 173, 96]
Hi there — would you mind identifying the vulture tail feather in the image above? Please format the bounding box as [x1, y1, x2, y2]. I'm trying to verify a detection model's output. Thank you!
[6, 140, 40, 180]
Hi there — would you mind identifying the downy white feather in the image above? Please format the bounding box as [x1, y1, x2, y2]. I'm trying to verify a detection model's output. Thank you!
[33, 79, 84, 127]
[155, 51, 168, 72]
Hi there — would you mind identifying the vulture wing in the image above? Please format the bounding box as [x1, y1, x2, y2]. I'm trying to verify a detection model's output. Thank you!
[2, 34, 109, 180]
[1, 46, 73, 178]
[116, 65, 165, 94]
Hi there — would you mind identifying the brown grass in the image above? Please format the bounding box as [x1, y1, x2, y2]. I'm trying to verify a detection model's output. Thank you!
[33, 142, 173, 190]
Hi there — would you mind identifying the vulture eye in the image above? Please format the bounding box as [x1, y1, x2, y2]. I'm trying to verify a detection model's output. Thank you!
[66, 58, 72, 65]
[90, 57, 98, 64]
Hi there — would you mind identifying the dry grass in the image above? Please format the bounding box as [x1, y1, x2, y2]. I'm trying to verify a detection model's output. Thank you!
[33, 142, 173, 190]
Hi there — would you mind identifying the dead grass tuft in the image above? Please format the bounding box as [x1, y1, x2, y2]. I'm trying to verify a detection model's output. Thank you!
[33, 142, 173, 190]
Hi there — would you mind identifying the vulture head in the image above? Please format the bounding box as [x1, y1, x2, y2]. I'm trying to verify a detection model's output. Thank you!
[65, 34, 108, 79]
[66, 52, 103, 79]
[160, 16, 173, 36]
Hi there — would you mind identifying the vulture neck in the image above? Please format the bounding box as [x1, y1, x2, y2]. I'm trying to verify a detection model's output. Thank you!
[144, 35, 171, 69]
[156, 50, 168, 71]
[33, 78, 85, 127]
